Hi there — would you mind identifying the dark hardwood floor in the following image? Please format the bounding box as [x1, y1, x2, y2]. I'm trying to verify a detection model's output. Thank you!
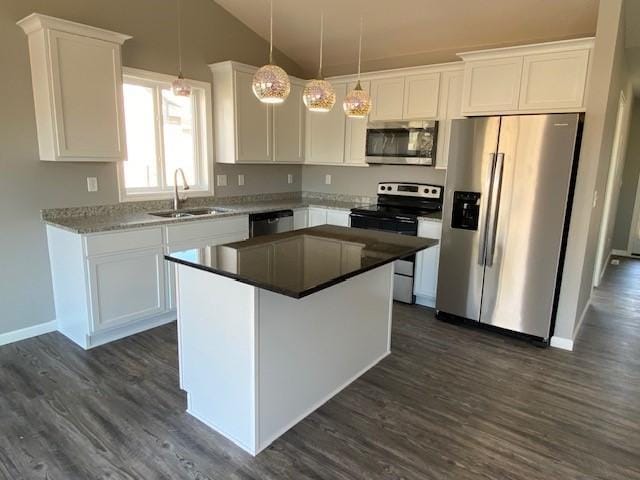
[1, 257, 639, 479]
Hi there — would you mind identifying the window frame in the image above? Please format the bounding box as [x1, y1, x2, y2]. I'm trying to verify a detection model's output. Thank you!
[118, 67, 214, 202]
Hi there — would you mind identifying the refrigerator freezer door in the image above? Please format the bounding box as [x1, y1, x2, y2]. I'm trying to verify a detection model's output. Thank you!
[436, 117, 500, 320]
[479, 114, 579, 338]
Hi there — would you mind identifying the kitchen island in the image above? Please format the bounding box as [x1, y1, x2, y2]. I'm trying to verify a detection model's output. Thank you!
[165, 225, 437, 455]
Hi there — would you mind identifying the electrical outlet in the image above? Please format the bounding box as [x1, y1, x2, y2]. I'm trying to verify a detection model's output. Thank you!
[325, 174, 332, 185]
[287, 174, 293, 184]
[216, 174, 227, 187]
[238, 174, 245, 186]
[87, 177, 98, 192]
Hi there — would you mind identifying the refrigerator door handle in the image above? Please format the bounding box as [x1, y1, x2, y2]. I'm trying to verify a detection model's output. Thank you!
[485, 152, 505, 267]
[478, 153, 497, 266]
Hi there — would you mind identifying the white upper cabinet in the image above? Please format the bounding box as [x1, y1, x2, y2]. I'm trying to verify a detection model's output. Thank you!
[344, 80, 370, 165]
[461, 57, 523, 115]
[519, 49, 590, 111]
[305, 82, 347, 164]
[459, 38, 593, 116]
[435, 68, 464, 170]
[234, 70, 272, 162]
[370, 77, 405, 121]
[18, 14, 130, 162]
[403, 73, 440, 119]
[274, 81, 305, 162]
[210, 61, 304, 164]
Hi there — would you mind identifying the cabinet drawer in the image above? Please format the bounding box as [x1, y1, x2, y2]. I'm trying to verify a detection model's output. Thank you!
[85, 228, 163, 256]
[165, 216, 249, 244]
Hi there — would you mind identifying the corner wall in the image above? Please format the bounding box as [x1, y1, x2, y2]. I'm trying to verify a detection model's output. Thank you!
[554, 0, 629, 343]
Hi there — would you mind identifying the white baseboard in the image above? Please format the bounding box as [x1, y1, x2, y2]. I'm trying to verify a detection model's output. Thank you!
[415, 294, 436, 308]
[612, 249, 633, 257]
[550, 336, 574, 351]
[572, 297, 591, 340]
[0, 320, 57, 347]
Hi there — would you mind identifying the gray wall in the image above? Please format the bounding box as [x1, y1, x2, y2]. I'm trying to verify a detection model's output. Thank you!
[613, 97, 640, 250]
[0, 0, 304, 336]
[554, 0, 630, 341]
[302, 166, 446, 197]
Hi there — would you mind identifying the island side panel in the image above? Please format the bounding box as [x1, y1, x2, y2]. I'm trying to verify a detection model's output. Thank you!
[176, 264, 258, 454]
[256, 263, 394, 452]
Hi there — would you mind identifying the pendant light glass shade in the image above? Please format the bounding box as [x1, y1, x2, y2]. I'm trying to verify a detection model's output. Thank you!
[172, 0, 191, 97]
[253, 0, 291, 104]
[303, 13, 335, 112]
[343, 80, 372, 118]
[344, 18, 372, 118]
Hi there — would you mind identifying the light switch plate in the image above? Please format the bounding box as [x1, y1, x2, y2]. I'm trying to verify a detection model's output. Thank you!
[87, 177, 98, 192]
[238, 174, 245, 186]
[217, 174, 227, 187]
[325, 174, 332, 185]
[287, 174, 293, 184]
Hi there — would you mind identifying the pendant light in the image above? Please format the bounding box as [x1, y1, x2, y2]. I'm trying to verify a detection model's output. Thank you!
[172, 0, 191, 97]
[252, 0, 291, 104]
[303, 13, 336, 112]
[343, 17, 372, 118]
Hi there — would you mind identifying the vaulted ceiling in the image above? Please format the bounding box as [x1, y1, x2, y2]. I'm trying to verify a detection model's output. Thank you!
[214, 0, 598, 78]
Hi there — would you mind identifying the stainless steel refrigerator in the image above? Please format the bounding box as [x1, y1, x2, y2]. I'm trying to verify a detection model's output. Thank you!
[436, 114, 582, 341]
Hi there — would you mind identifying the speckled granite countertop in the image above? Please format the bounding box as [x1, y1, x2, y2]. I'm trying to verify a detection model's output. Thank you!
[43, 198, 372, 234]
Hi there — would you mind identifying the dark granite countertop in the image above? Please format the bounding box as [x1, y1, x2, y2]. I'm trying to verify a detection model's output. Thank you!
[165, 225, 438, 298]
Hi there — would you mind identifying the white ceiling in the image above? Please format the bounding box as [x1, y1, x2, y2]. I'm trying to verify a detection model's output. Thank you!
[214, 0, 598, 77]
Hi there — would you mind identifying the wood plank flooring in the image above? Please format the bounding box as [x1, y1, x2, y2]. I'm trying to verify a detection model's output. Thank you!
[1, 257, 639, 479]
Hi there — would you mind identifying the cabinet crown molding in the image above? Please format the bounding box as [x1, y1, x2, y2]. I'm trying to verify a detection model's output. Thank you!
[458, 37, 594, 61]
[17, 13, 131, 44]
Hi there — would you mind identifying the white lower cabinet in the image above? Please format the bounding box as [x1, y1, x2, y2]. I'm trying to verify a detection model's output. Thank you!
[413, 219, 442, 308]
[307, 207, 350, 227]
[88, 248, 166, 332]
[47, 215, 249, 349]
[293, 208, 309, 230]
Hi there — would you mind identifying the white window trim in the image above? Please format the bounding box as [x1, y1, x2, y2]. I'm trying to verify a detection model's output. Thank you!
[118, 67, 214, 202]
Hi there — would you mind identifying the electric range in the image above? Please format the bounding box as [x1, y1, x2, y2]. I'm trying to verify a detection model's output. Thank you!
[350, 182, 443, 303]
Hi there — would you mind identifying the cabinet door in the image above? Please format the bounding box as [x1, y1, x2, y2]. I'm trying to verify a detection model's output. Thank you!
[403, 73, 440, 119]
[235, 71, 271, 162]
[435, 70, 464, 170]
[49, 30, 125, 160]
[519, 50, 590, 111]
[461, 57, 523, 115]
[305, 83, 347, 164]
[326, 210, 350, 227]
[88, 248, 167, 332]
[308, 208, 328, 226]
[293, 209, 309, 230]
[370, 77, 405, 121]
[344, 80, 371, 165]
[274, 82, 305, 162]
[413, 220, 442, 307]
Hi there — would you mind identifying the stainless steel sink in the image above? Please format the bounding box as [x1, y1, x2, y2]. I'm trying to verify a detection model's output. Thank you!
[149, 207, 231, 218]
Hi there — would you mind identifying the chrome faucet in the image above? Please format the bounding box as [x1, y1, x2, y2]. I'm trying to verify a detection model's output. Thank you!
[173, 168, 190, 210]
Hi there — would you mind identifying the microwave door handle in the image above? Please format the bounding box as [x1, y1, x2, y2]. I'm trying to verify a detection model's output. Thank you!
[478, 153, 496, 266]
[485, 153, 505, 267]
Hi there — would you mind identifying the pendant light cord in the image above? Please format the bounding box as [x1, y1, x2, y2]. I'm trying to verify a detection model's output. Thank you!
[357, 16, 363, 79]
[177, 0, 183, 75]
[318, 12, 324, 79]
[269, 0, 274, 64]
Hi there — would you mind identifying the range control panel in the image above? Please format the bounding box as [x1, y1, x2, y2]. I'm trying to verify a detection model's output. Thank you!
[378, 182, 443, 200]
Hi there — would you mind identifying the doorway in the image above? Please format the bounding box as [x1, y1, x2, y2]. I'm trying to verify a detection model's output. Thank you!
[593, 90, 630, 287]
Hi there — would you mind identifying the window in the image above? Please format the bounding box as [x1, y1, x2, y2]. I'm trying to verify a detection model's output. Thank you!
[118, 68, 212, 200]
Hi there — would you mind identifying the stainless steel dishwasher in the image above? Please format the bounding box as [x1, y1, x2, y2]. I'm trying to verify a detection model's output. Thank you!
[249, 210, 294, 237]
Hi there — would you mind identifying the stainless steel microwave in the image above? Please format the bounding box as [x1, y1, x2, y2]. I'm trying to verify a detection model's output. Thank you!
[365, 120, 438, 166]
